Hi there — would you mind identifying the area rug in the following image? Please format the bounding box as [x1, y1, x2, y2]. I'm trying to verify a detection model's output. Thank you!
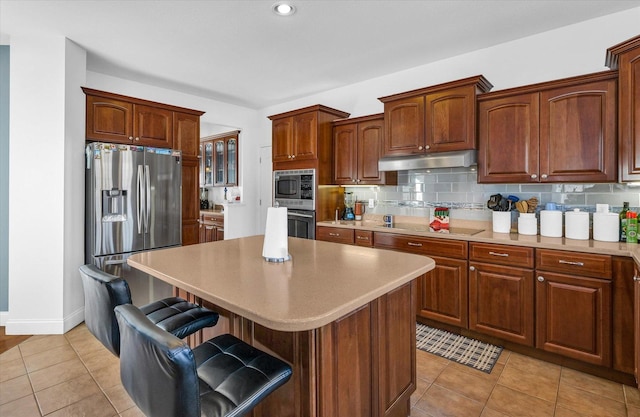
[416, 323, 503, 374]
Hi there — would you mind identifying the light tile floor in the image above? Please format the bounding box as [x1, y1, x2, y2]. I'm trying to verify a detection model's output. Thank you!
[1, 323, 640, 416]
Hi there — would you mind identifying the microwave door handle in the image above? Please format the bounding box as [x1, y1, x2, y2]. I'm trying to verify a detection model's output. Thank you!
[288, 212, 313, 218]
[136, 165, 144, 234]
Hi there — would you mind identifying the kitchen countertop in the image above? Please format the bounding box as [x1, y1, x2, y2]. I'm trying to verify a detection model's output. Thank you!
[317, 218, 640, 265]
[128, 235, 435, 331]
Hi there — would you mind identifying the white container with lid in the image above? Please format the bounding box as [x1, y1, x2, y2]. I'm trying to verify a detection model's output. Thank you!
[540, 210, 563, 237]
[593, 205, 620, 242]
[565, 208, 589, 240]
[518, 213, 537, 235]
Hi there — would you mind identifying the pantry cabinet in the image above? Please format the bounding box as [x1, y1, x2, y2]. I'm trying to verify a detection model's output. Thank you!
[379, 75, 492, 156]
[468, 243, 535, 346]
[82, 87, 204, 246]
[606, 35, 640, 182]
[333, 114, 397, 185]
[535, 249, 612, 367]
[478, 71, 617, 183]
[374, 232, 469, 328]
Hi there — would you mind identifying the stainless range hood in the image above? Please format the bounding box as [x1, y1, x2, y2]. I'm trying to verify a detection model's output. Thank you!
[378, 150, 477, 171]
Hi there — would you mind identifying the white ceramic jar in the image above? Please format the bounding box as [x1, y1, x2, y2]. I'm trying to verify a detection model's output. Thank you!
[540, 210, 563, 237]
[518, 213, 537, 235]
[565, 208, 589, 240]
[492, 211, 511, 233]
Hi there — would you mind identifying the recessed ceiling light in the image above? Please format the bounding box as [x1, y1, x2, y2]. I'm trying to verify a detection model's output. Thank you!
[273, 2, 296, 16]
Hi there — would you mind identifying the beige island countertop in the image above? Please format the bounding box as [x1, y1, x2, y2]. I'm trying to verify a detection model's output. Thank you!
[128, 235, 435, 332]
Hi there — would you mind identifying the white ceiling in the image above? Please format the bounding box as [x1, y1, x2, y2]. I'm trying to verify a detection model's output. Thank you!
[1, 0, 639, 109]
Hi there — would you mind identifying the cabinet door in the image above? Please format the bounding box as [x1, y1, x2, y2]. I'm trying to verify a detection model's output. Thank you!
[226, 138, 237, 186]
[477, 93, 540, 183]
[272, 117, 293, 162]
[173, 112, 199, 157]
[292, 111, 318, 160]
[358, 119, 385, 184]
[86, 95, 134, 142]
[469, 262, 534, 346]
[203, 142, 213, 186]
[539, 78, 617, 182]
[333, 123, 357, 184]
[214, 140, 225, 186]
[418, 256, 468, 328]
[181, 156, 200, 246]
[536, 271, 611, 366]
[354, 230, 373, 247]
[383, 96, 425, 156]
[133, 104, 173, 148]
[425, 85, 476, 152]
[635, 263, 640, 387]
[618, 43, 640, 182]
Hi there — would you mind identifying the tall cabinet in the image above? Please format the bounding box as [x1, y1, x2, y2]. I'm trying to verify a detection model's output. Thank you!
[606, 35, 640, 182]
[82, 88, 205, 245]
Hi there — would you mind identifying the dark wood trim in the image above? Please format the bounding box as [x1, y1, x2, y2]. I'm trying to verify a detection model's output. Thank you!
[81, 87, 205, 116]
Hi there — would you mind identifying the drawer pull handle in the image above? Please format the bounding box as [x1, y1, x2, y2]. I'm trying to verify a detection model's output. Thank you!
[558, 260, 584, 267]
[489, 251, 509, 257]
[407, 242, 423, 247]
[357, 236, 369, 240]
[329, 233, 340, 237]
[633, 275, 639, 282]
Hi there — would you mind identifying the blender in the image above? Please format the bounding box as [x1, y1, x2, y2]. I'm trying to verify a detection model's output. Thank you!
[343, 192, 355, 221]
[200, 188, 209, 209]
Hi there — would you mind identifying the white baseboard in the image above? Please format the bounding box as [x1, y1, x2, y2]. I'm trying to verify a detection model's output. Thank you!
[2, 306, 85, 335]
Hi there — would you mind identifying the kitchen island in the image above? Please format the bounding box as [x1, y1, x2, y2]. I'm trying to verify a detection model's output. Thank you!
[128, 235, 435, 417]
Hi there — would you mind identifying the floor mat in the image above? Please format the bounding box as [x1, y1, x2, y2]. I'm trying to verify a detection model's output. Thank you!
[416, 323, 503, 374]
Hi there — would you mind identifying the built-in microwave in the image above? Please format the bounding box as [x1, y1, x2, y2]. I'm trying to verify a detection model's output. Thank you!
[273, 169, 315, 211]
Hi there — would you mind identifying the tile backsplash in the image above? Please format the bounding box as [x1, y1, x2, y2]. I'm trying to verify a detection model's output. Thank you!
[343, 167, 640, 223]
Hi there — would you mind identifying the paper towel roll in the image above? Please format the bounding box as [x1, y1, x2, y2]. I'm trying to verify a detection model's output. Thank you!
[593, 212, 620, 242]
[540, 210, 563, 237]
[565, 209, 589, 240]
[262, 207, 290, 262]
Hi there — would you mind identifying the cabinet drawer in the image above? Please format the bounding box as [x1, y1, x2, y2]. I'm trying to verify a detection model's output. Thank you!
[316, 227, 355, 245]
[373, 232, 467, 259]
[536, 249, 612, 279]
[469, 243, 534, 268]
[202, 214, 224, 226]
[354, 230, 374, 247]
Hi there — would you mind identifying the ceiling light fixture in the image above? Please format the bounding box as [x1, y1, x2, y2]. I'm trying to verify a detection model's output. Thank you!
[273, 2, 296, 16]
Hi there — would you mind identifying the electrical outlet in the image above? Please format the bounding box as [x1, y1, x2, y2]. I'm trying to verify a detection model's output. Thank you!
[368, 198, 375, 208]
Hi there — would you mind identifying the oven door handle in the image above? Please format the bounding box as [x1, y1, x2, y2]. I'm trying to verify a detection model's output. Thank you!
[288, 212, 314, 219]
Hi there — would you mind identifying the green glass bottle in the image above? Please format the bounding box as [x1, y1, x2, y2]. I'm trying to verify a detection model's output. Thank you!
[620, 202, 630, 242]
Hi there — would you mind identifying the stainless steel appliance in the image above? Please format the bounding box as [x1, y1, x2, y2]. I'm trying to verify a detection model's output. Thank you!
[85, 142, 181, 304]
[273, 169, 315, 210]
[287, 209, 316, 240]
[273, 169, 316, 239]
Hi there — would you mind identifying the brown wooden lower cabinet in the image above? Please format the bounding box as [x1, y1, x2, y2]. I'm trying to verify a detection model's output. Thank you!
[316, 226, 355, 245]
[635, 261, 640, 387]
[175, 280, 416, 417]
[535, 271, 611, 367]
[612, 256, 635, 374]
[469, 262, 535, 346]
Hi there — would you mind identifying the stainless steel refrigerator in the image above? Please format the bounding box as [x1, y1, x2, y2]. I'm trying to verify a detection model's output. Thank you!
[85, 142, 182, 305]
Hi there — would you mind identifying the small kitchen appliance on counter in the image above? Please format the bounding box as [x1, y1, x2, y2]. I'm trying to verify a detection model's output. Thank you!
[343, 192, 355, 221]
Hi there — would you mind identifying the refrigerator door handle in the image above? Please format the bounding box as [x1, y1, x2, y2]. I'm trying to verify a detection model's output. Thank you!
[144, 164, 150, 233]
[136, 165, 144, 235]
[104, 259, 126, 265]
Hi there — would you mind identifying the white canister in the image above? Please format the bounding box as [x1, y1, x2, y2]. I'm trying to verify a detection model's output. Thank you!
[492, 211, 512, 233]
[565, 208, 589, 240]
[518, 213, 537, 235]
[593, 211, 620, 242]
[540, 210, 563, 237]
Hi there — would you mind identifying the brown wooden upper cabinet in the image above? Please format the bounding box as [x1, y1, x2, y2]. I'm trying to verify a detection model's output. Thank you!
[477, 71, 617, 183]
[378, 76, 493, 157]
[332, 114, 397, 185]
[269, 105, 350, 166]
[606, 35, 640, 183]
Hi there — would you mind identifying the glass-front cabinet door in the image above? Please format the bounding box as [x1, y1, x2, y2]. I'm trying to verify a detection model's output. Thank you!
[227, 139, 237, 185]
[214, 140, 225, 185]
[203, 141, 213, 186]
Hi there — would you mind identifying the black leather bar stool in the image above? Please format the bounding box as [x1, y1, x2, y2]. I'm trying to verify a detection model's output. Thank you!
[115, 304, 292, 417]
[79, 264, 219, 356]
